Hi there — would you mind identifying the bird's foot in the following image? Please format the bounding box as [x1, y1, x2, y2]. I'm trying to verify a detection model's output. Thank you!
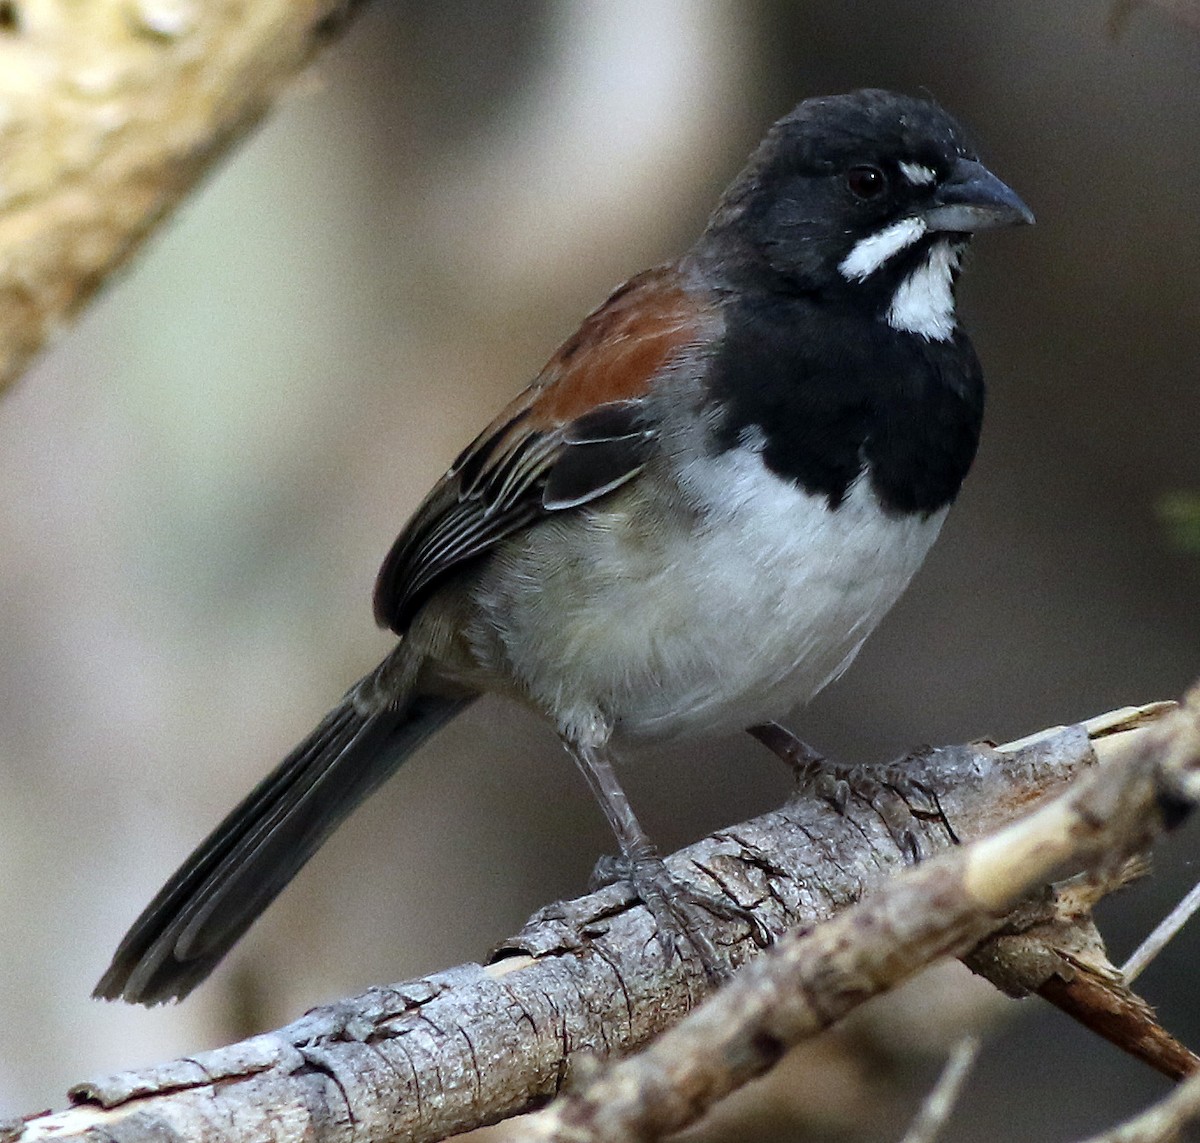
[747, 721, 828, 781]
[749, 723, 953, 862]
[591, 850, 770, 979]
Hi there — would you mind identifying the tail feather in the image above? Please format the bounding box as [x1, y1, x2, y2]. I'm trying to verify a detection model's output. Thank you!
[95, 689, 470, 1005]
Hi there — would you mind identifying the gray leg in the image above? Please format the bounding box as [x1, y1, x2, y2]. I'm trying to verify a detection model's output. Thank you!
[748, 722, 826, 779]
[565, 738, 770, 977]
[567, 740, 654, 861]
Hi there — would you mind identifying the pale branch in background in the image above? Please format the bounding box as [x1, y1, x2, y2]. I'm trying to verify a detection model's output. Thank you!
[898, 1036, 982, 1143]
[1121, 876, 1200, 983]
[3, 696, 1197, 1143]
[0, 0, 369, 394]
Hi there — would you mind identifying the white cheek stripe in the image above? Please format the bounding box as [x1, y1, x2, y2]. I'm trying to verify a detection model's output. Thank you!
[838, 216, 927, 282]
[899, 161, 937, 187]
[887, 239, 963, 341]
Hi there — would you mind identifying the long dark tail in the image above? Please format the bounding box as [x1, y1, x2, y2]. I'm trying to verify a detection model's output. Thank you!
[95, 688, 471, 1005]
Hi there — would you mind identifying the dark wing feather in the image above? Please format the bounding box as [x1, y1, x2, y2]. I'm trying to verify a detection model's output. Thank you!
[374, 267, 714, 633]
[542, 402, 656, 510]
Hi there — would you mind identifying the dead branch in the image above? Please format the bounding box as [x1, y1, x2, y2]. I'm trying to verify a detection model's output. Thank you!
[962, 867, 1200, 1080]
[0, 0, 368, 395]
[2, 698, 1194, 1143]
[518, 691, 1200, 1142]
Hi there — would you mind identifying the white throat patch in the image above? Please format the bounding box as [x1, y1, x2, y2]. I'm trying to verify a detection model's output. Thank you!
[838, 216, 927, 282]
[886, 239, 963, 341]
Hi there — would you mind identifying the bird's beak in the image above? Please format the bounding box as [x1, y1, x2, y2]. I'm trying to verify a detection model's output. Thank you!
[922, 157, 1034, 233]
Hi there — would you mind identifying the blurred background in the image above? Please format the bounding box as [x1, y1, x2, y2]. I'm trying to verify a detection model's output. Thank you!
[1, 2, 1198, 1139]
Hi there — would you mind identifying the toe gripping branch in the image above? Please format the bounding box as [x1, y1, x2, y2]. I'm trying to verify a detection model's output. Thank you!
[748, 721, 958, 862]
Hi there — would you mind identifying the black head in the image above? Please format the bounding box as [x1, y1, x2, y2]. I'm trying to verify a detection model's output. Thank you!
[697, 90, 1032, 337]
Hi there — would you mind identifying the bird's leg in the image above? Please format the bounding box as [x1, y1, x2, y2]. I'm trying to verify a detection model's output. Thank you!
[747, 722, 828, 783]
[747, 722, 951, 862]
[747, 721, 857, 813]
[567, 738, 654, 863]
[566, 739, 768, 977]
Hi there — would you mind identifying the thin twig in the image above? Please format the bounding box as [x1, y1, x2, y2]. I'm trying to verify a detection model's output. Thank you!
[897, 1036, 981, 1143]
[1121, 878, 1200, 983]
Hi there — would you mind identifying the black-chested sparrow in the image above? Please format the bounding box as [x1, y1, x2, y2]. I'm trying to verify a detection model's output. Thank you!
[97, 88, 1032, 1004]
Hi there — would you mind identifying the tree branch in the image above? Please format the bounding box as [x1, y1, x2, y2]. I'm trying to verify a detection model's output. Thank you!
[3, 698, 1194, 1143]
[0, 0, 368, 394]
[521, 691, 1200, 1141]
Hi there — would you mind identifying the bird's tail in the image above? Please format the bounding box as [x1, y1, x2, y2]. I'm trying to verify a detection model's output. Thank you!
[94, 686, 471, 1005]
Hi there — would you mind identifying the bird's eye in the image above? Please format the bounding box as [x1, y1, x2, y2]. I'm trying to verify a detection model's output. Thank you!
[846, 165, 887, 200]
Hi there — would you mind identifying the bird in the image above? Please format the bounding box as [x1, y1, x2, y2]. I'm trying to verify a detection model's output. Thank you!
[96, 89, 1033, 1004]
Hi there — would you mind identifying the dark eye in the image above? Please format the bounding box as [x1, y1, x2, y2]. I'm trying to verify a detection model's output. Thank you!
[846, 165, 887, 200]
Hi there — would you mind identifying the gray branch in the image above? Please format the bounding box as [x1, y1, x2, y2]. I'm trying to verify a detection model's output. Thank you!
[519, 695, 1200, 1140]
[2, 702, 1182, 1143]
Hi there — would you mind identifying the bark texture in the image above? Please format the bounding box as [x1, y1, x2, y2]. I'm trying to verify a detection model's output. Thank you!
[4, 700, 1194, 1143]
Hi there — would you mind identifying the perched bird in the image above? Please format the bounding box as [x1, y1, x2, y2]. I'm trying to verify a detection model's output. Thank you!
[97, 89, 1032, 1004]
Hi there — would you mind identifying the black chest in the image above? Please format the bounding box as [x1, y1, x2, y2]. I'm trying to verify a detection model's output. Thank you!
[707, 295, 985, 516]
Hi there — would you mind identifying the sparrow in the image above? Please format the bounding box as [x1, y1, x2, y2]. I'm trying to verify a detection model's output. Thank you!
[96, 89, 1032, 1004]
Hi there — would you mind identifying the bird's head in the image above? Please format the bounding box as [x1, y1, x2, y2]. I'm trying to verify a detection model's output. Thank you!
[700, 89, 1033, 340]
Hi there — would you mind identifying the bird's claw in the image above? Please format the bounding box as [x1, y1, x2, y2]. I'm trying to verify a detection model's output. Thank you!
[591, 851, 770, 980]
[751, 723, 954, 862]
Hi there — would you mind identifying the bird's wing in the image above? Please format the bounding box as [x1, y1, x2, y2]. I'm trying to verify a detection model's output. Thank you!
[374, 266, 714, 634]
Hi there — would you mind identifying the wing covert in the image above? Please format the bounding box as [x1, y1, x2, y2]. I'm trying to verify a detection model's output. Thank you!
[373, 267, 715, 633]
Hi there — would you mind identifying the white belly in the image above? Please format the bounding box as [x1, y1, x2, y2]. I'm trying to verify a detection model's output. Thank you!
[470, 448, 946, 746]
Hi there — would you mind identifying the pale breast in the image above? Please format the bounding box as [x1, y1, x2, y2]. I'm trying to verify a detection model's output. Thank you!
[467, 445, 946, 746]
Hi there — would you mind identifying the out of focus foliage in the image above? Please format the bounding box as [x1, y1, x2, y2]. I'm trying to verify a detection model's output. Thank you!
[1159, 492, 1200, 553]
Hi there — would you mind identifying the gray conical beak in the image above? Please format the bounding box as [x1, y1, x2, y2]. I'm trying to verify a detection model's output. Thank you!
[922, 158, 1034, 233]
